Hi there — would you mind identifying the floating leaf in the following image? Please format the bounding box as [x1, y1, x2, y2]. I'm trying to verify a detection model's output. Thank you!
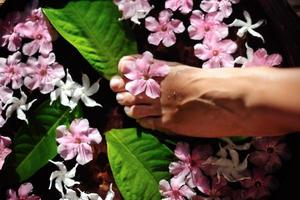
[43, 0, 137, 80]
[106, 128, 173, 200]
[14, 100, 81, 182]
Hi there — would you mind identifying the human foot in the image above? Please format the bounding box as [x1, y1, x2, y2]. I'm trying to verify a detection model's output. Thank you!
[110, 53, 255, 138]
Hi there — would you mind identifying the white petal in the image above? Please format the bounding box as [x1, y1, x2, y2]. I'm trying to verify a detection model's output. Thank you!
[105, 184, 115, 200]
[81, 95, 102, 108]
[82, 74, 91, 89]
[248, 28, 265, 42]
[16, 108, 28, 123]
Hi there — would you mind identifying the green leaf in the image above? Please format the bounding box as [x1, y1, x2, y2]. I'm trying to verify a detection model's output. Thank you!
[106, 128, 174, 200]
[14, 100, 81, 182]
[43, 0, 137, 80]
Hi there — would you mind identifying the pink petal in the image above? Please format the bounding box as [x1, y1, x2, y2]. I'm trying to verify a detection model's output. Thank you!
[169, 161, 189, 176]
[265, 155, 282, 172]
[218, 39, 237, 54]
[18, 182, 33, 197]
[124, 63, 144, 81]
[57, 143, 78, 161]
[165, 0, 180, 12]
[179, 0, 193, 14]
[24, 77, 40, 91]
[148, 32, 163, 46]
[249, 151, 269, 166]
[170, 175, 186, 190]
[162, 32, 176, 47]
[22, 40, 40, 56]
[125, 79, 147, 96]
[192, 145, 213, 161]
[220, 53, 235, 67]
[70, 118, 90, 135]
[159, 179, 171, 195]
[174, 142, 190, 161]
[39, 41, 52, 55]
[266, 54, 282, 66]
[148, 62, 169, 77]
[87, 128, 102, 144]
[56, 125, 69, 138]
[171, 20, 185, 33]
[200, 0, 219, 13]
[202, 57, 221, 68]
[193, 169, 210, 194]
[194, 43, 212, 60]
[158, 10, 172, 24]
[145, 79, 160, 99]
[180, 185, 195, 199]
[145, 17, 159, 32]
[76, 143, 93, 165]
[0, 148, 11, 170]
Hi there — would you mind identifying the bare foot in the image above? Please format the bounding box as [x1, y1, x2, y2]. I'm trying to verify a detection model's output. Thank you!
[110, 55, 254, 138]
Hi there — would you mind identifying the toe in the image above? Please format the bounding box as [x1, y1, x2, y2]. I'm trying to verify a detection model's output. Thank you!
[124, 105, 161, 119]
[110, 75, 126, 92]
[116, 92, 156, 106]
[137, 117, 164, 131]
[118, 55, 139, 74]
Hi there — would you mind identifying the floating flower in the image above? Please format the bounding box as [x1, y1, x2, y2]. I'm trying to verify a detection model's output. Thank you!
[124, 51, 169, 99]
[24, 53, 65, 94]
[217, 138, 251, 158]
[0, 135, 11, 170]
[192, 177, 231, 200]
[16, 20, 53, 56]
[194, 34, 237, 68]
[240, 170, 278, 200]
[165, 0, 193, 14]
[188, 10, 228, 41]
[145, 10, 185, 47]
[235, 43, 283, 68]
[200, 0, 240, 19]
[56, 118, 102, 165]
[229, 11, 265, 42]
[70, 74, 102, 110]
[0, 12, 23, 52]
[114, 0, 153, 25]
[159, 175, 196, 200]
[7, 182, 41, 200]
[249, 137, 291, 173]
[169, 142, 212, 192]
[206, 148, 249, 182]
[49, 161, 80, 197]
[0, 51, 25, 89]
[4, 91, 37, 123]
[50, 69, 79, 108]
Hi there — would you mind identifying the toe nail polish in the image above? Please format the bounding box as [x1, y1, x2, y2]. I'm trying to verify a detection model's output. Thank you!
[116, 93, 124, 102]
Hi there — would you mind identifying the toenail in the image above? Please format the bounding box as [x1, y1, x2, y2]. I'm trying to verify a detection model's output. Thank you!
[124, 106, 130, 114]
[110, 78, 121, 88]
[116, 93, 124, 102]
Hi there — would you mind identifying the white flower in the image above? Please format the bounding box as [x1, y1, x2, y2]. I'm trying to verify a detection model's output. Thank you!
[4, 91, 36, 123]
[70, 74, 102, 110]
[49, 161, 80, 197]
[206, 148, 249, 182]
[217, 137, 251, 158]
[60, 188, 79, 200]
[105, 184, 115, 200]
[79, 190, 102, 200]
[50, 69, 79, 108]
[229, 10, 265, 42]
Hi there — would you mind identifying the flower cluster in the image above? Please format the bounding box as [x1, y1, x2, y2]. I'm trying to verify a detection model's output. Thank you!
[47, 118, 112, 199]
[160, 137, 290, 200]
[6, 182, 41, 200]
[114, 0, 283, 69]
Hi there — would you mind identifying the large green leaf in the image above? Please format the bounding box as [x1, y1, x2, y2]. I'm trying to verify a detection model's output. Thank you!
[43, 0, 137, 80]
[14, 101, 81, 182]
[106, 128, 174, 200]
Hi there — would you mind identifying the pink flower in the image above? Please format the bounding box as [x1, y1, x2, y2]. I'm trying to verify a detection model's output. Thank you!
[169, 142, 212, 192]
[249, 137, 291, 173]
[0, 51, 25, 89]
[159, 175, 196, 200]
[188, 10, 228, 41]
[0, 135, 11, 170]
[24, 53, 65, 94]
[240, 170, 278, 200]
[124, 51, 169, 99]
[0, 12, 23, 52]
[191, 177, 231, 200]
[235, 44, 282, 67]
[200, 0, 240, 19]
[165, 0, 193, 14]
[15, 21, 53, 56]
[7, 182, 41, 200]
[145, 10, 185, 47]
[0, 85, 13, 105]
[56, 118, 102, 165]
[114, 0, 153, 25]
[194, 34, 237, 68]
[0, 105, 5, 127]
